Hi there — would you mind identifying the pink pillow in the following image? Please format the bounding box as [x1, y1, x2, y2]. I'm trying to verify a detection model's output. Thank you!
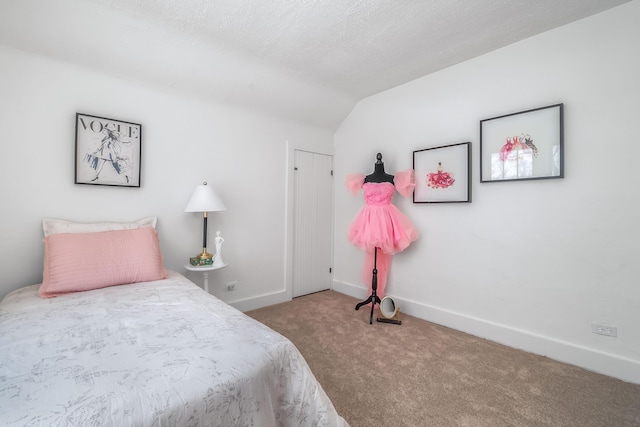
[40, 227, 168, 298]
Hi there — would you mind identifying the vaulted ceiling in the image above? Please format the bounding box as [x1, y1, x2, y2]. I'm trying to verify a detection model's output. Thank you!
[0, 0, 631, 130]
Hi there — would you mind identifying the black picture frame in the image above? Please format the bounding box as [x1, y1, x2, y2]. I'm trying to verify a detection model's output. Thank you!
[480, 103, 563, 183]
[413, 142, 471, 203]
[75, 113, 142, 187]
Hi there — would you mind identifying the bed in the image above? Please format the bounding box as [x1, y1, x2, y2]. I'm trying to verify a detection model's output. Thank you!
[0, 219, 349, 426]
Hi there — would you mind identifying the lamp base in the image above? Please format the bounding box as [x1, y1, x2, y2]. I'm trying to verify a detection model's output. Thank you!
[195, 250, 213, 260]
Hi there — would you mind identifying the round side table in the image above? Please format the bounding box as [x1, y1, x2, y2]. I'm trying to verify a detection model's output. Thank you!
[184, 263, 228, 293]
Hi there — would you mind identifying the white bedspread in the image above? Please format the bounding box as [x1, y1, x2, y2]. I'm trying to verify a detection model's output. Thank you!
[0, 271, 349, 427]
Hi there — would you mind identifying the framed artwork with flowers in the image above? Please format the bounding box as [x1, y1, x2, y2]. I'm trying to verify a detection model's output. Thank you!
[413, 141, 471, 203]
[480, 103, 563, 183]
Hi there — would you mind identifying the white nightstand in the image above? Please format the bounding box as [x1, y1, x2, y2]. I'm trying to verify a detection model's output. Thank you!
[184, 263, 228, 293]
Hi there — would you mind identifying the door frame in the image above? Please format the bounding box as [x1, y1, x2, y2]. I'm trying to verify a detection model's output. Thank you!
[284, 140, 335, 301]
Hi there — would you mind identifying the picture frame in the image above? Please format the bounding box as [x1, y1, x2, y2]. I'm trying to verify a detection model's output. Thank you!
[480, 103, 563, 183]
[413, 142, 471, 203]
[75, 113, 142, 187]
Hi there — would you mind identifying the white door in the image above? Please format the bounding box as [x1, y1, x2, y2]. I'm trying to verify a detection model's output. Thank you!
[293, 150, 333, 297]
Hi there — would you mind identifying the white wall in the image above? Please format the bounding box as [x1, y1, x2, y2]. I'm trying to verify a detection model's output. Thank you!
[0, 44, 333, 308]
[333, 1, 640, 384]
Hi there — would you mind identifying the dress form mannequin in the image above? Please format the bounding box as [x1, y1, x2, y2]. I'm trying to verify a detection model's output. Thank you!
[346, 152, 417, 324]
[364, 153, 394, 183]
[355, 153, 391, 323]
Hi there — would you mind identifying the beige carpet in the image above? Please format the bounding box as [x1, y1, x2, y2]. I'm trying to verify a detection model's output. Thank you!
[247, 290, 640, 427]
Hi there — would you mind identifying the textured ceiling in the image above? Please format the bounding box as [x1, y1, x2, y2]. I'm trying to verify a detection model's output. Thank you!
[0, 0, 632, 129]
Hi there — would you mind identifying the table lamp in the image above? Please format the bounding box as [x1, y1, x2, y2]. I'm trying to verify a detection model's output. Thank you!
[185, 181, 226, 265]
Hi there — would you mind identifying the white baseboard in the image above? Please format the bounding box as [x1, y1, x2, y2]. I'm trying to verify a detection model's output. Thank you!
[332, 280, 640, 385]
[229, 289, 290, 313]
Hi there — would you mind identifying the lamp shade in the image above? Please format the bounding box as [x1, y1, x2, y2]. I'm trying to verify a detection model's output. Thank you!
[184, 182, 226, 212]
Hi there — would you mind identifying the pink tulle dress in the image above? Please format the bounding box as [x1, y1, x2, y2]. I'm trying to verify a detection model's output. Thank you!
[346, 170, 418, 297]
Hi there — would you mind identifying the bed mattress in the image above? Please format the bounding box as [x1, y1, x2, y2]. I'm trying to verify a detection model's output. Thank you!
[0, 271, 348, 426]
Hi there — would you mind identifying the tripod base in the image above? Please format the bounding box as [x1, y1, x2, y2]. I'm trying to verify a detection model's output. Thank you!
[355, 294, 381, 324]
[355, 246, 383, 324]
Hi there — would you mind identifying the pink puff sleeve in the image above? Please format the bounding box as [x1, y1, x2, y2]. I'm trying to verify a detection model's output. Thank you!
[394, 169, 416, 198]
[346, 173, 365, 195]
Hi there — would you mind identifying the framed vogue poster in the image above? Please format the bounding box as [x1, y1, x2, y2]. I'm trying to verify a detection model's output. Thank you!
[480, 103, 563, 183]
[413, 142, 471, 203]
[75, 113, 142, 187]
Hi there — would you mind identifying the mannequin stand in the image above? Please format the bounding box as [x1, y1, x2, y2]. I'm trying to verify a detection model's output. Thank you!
[355, 247, 382, 324]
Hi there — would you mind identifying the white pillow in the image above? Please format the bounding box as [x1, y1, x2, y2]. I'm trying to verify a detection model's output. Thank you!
[42, 217, 157, 237]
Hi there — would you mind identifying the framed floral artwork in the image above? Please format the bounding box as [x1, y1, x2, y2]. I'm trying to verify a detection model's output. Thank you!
[413, 142, 471, 203]
[480, 103, 563, 183]
[75, 113, 142, 187]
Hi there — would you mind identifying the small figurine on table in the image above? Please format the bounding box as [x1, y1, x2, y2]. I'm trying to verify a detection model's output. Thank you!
[212, 231, 225, 267]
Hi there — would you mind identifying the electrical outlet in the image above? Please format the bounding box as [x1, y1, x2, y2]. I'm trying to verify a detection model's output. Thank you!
[226, 281, 238, 291]
[591, 322, 617, 337]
